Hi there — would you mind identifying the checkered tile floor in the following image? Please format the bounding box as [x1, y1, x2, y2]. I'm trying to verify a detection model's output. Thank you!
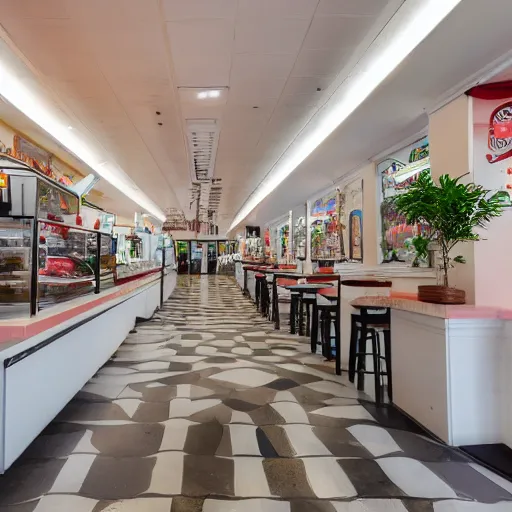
[1, 275, 511, 511]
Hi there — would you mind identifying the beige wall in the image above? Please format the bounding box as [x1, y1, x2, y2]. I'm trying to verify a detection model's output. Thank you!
[429, 95, 473, 181]
[429, 95, 476, 303]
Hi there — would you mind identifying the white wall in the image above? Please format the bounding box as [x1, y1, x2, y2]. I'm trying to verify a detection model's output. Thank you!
[472, 95, 512, 308]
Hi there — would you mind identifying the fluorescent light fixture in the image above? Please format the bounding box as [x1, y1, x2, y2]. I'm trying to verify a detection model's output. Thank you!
[229, 0, 462, 231]
[394, 157, 431, 184]
[0, 39, 166, 222]
[197, 89, 221, 100]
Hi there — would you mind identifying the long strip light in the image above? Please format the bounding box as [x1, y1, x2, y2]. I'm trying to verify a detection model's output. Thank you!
[229, 0, 462, 231]
[0, 39, 166, 221]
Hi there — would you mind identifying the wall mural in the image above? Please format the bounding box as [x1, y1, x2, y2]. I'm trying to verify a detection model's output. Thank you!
[471, 89, 512, 204]
[0, 129, 75, 188]
[310, 179, 363, 262]
[378, 137, 430, 263]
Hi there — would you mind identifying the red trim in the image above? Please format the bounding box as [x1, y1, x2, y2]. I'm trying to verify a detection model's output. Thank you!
[0, 272, 163, 344]
[466, 81, 512, 100]
[114, 267, 161, 285]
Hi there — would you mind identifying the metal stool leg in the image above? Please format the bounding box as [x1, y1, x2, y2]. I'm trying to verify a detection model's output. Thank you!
[383, 329, 392, 402]
[334, 308, 341, 376]
[311, 302, 318, 353]
[349, 315, 359, 383]
[290, 294, 298, 334]
[371, 330, 382, 405]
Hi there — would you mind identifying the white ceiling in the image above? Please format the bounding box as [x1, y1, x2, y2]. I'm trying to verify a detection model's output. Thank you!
[0, 0, 395, 229]
[0, 0, 511, 233]
[245, 0, 512, 228]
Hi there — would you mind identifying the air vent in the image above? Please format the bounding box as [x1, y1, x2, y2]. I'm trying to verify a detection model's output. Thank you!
[186, 119, 220, 182]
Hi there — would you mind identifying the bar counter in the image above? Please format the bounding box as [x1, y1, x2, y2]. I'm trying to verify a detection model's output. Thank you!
[350, 295, 512, 450]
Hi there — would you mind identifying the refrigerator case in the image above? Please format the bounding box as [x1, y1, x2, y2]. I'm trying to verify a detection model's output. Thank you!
[0, 219, 33, 319]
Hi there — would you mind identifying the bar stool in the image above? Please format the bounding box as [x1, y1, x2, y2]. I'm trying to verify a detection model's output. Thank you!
[255, 273, 267, 315]
[316, 301, 341, 375]
[302, 293, 317, 336]
[349, 307, 392, 405]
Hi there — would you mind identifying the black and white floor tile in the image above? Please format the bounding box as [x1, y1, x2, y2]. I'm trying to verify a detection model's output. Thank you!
[1, 275, 511, 511]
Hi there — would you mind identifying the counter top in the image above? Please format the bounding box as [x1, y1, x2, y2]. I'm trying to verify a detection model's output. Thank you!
[0, 271, 171, 347]
[350, 295, 512, 320]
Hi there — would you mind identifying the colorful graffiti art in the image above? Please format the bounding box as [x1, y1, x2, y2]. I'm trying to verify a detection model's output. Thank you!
[487, 101, 512, 164]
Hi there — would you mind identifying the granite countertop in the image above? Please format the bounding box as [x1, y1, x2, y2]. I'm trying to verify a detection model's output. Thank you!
[350, 295, 510, 320]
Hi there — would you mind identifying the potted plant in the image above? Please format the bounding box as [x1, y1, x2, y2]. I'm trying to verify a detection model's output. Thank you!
[393, 171, 506, 304]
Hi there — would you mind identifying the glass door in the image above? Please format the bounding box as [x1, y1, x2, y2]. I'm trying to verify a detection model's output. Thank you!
[176, 241, 189, 274]
[190, 241, 203, 274]
[207, 242, 217, 274]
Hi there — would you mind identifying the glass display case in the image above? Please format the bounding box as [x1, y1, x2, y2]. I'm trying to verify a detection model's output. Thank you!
[157, 234, 175, 268]
[0, 218, 33, 319]
[0, 155, 173, 319]
[38, 222, 97, 309]
[114, 232, 163, 282]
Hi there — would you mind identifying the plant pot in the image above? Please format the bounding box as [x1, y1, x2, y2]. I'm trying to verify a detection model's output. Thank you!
[418, 285, 466, 305]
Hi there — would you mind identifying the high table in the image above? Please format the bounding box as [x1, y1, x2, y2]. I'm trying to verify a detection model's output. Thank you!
[284, 283, 333, 336]
[271, 273, 341, 330]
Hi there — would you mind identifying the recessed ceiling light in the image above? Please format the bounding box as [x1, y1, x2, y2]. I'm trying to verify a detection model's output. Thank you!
[229, 0, 463, 232]
[67, 125, 73, 130]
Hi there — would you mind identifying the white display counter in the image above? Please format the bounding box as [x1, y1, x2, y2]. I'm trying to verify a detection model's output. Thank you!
[0, 270, 176, 472]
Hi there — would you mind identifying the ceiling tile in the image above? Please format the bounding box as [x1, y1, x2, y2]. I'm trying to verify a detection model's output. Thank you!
[278, 93, 320, 108]
[88, 24, 167, 59]
[166, 19, 234, 56]
[282, 75, 335, 95]
[235, 17, 310, 54]
[303, 15, 375, 50]
[230, 75, 288, 104]
[0, 0, 68, 18]
[171, 53, 232, 86]
[292, 48, 350, 76]
[162, 0, 237, 20]
[230, 53, 296, 80]
[316, 0, 389, 16]
[67, 0, 160, 24]
[237, 0, 318, 18]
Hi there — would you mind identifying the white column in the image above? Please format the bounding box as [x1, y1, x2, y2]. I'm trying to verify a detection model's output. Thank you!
[304, 200, 313, 273]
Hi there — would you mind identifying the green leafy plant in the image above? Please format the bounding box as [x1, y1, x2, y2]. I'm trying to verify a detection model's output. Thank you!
[408, 235, 430, 267]
[393, 171, 505, 287]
